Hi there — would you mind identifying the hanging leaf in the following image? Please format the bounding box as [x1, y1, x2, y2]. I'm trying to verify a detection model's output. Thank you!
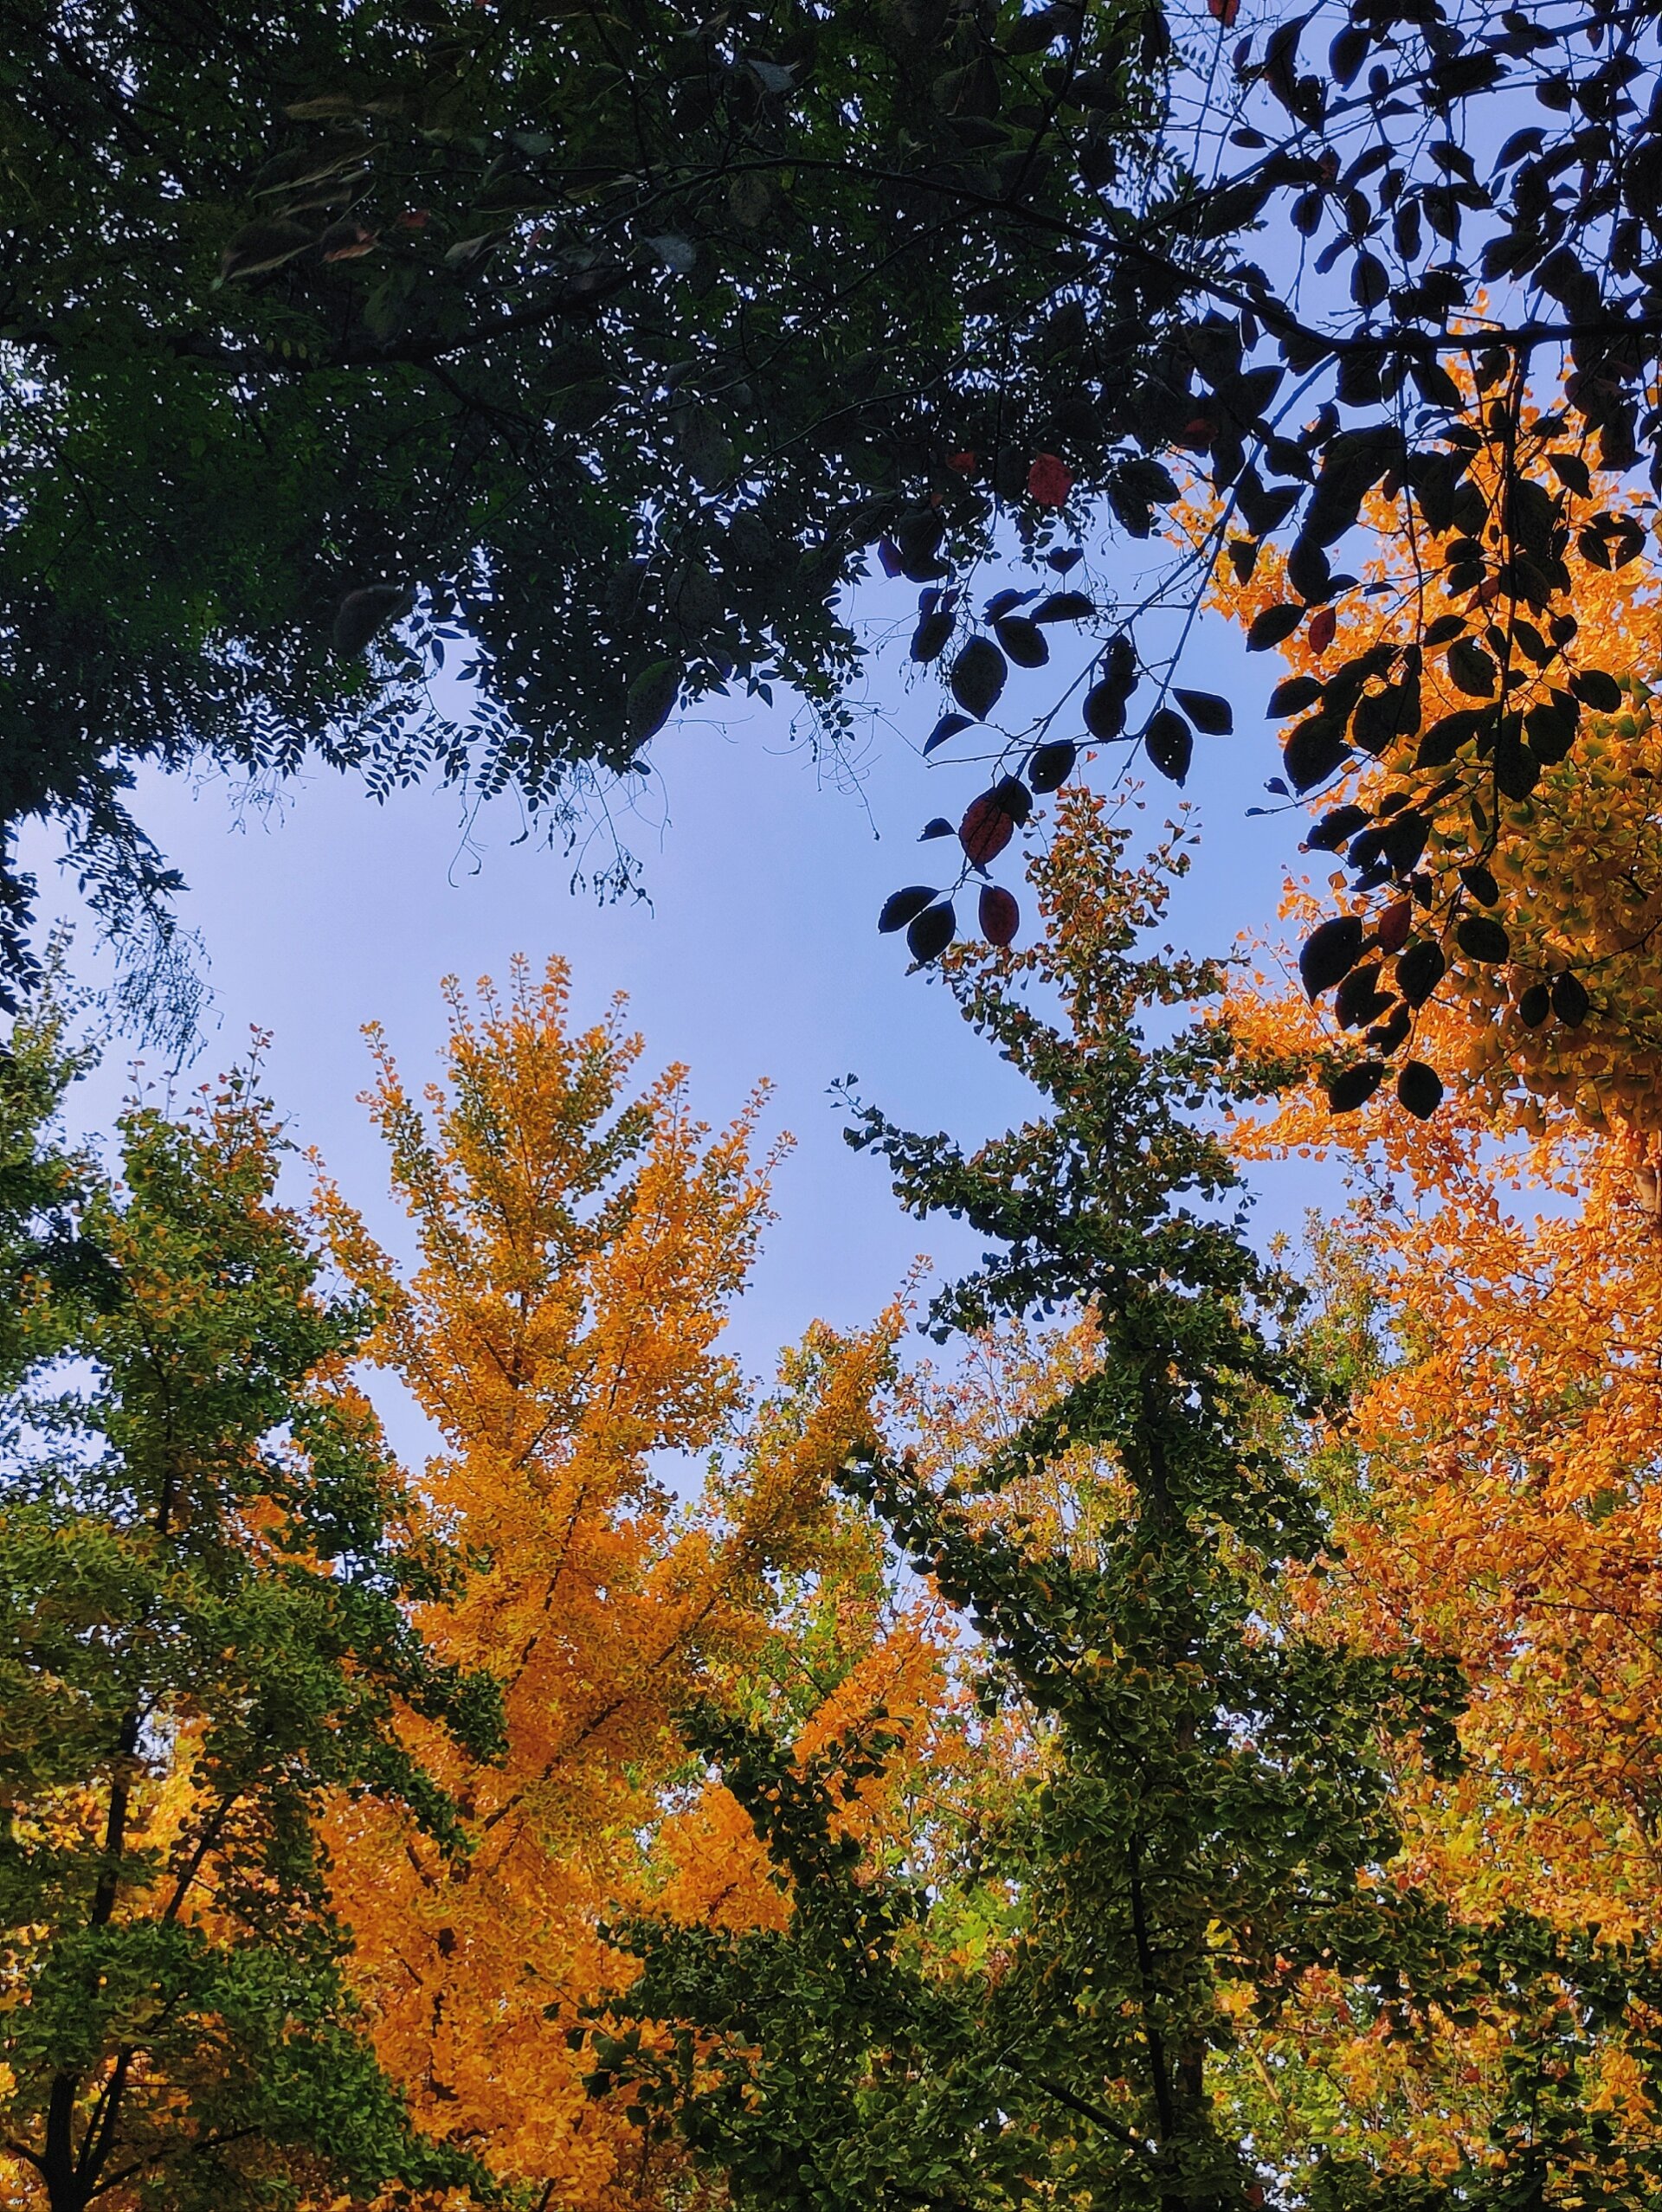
[1046, 548, 1085, 574]
[1570, 668, 1623, 711]
[1143, 708, 1193, 785]
[1447, 640, 1498, 697]
[907, 902, 957, 963]
[1517, 981, 1551, 1027]
[1247, 604, 1306, 651]
[1269, 674, 1324, 716]
[959, 787, 1021, 865]
[1551, 971, 1590, 1026]
[1336, 962, 1392, 1031]
[1083, 683, 1129, 741]
[1174, 688, 1233, 735]
[1284, 716, 1350, 790]
[1366, 1005, 1412, 1054]
[919, 818, 954, 839]
[1299, 914, 1365, 1000]
[911, 610, 956, 663]
[1377, 897, 1414, 954]
[1033, 591, 1095, 624]
[995, 616, 1049, 668]
[1307, 607, 1338, 655]
[221, 218, 313, 280]
[1395, 1061, 1443, 1118]
[950, 638, 1008, 719]
[979, 884, 1019, 946]
[1027, 739, 1078, 792]
[1456, 913, 1511, 964]
[624, 658, 682, 740]
[878, 886, 939, 934]
[1326, 1060, 1388, 1112]
[1306, 803, 1369, 852]
[1026, 453, 1073, 505]
[924, 712, 975, 756]
[1396, 939, 1446, 1007]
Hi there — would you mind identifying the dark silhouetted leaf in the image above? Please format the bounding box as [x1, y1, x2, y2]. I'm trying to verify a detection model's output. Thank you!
[1396, 939, 1446, 1006]
[1517, 981, 1551, 1027]
[332, 584, 412, 657]
[911, 610, 956, 663]
[624, 657, 682, 740]
[1144, 708, 1193, 785]
[995, 615, 1049, 668]
[1571, 669, 1622, 711]
[1285, 716, 1350, 790]
[1083, 683, 1130, 741]
[1027, 740, 1077, 793]
[879, 885, 939, 933]
[1248, 603, 1305, 651]
[1270, 674, 1324, 717]
[1307, 803, 1369, 852]
[1396, 1060, 1443, 1118]
[1326, 1061, 1387, 1112]
[1551, 971, 1589, 1026]
[924, 712, 975, 756]
[1174, 688, 1233, 735]
[1300, 914, 1365, 1000]
[950, 637, 1008, 718]
[919, 817, 954, 839]
[1456, 913, 1511, 964]
[1033, 591, 1094, 623]
[907, 902, 957, 963]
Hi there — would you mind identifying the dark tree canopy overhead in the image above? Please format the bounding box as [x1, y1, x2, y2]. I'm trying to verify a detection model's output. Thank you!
[9, 0, 1662, 1089]
[2, 0, 1177, 989]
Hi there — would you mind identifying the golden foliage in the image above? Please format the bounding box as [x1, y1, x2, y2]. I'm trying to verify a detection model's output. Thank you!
[1218, 981, 1662, 2186]
[317, 959, 914, 2208]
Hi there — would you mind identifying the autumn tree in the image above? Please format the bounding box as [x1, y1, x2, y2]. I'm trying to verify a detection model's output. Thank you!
[1201, 405, 1662, 1129]
[586, 791, 1642, 2210]
[317, 957, 927, 2207]
[14, 0, 1662, 1007]
[1218, 961, 1662, 2197]
[0, 1009, 500, 2212]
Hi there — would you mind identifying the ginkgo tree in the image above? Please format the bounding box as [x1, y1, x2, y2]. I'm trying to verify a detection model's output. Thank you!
[316, 957, 934, 2207]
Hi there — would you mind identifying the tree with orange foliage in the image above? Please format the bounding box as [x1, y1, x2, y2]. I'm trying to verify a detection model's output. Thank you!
[1215, 928, 1662, 2196]
[317, 957, 929, 2209]
[1201, 417, 1662, 1135]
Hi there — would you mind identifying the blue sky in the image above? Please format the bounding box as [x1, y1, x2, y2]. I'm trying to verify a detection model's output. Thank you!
[22, 590, 1343, 1427]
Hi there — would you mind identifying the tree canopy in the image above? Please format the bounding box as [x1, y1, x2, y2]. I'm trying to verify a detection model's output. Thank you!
[14, 0, 1662, 1087]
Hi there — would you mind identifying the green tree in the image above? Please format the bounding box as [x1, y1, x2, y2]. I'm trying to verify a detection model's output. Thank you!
[0, 1015, 502, 2212]
[2, 0, 1177, 999]
[594, 793, 1662, 2209]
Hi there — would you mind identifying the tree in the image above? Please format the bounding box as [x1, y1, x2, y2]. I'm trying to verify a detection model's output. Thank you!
[14, 0, 1662, 1015]
[1222, 981, 1662, 2197]
[585, 791, 1644, 2210]
[1205, 409, 1662, 1131]
[0, 1012, 501, 2212]
[315, 957, 929, 2205]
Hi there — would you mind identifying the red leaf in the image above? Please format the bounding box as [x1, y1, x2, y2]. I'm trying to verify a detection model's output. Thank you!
[979, 884, 1020, 947]
[1308, 606, 1337, 654]
[397, 209, 431, 229]
[1377, 897, 1413, 955]
[959, 791, 1017, 867]
[1208, 0, 1240, 23]
[1026, 453, 1073, 507]
[947, 451, 979, 476]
